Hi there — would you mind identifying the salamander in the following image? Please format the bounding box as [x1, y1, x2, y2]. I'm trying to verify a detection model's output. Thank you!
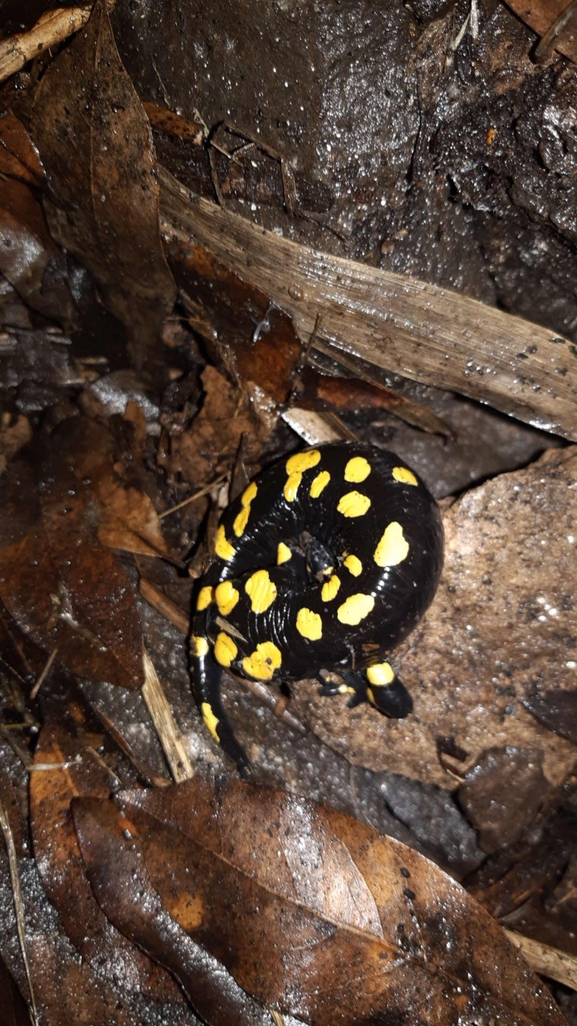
[191, 442, 444, 776]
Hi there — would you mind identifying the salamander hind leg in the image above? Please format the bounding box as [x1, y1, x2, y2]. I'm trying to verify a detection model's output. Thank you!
[365, 661, 413, 718]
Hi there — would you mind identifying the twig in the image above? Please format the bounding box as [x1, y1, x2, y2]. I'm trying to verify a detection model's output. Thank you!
[0, 800, 38, 1025]
[139, 578, 190, 635]
[0, 6, 92, 84]
[30, 647, 58, 700]
[504, 928, 577, 991]
[159, 473, 228, 519]
[141, 648, 194, 782]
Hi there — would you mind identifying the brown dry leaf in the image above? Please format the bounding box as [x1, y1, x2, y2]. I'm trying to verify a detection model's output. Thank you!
[72, 777, 567, 1026]
[28, 721, 186, 1005]
[97, 479, 169, 558]
[160, 364, 271, 487]
[0, 178, 72, 323]
[0, 414, 32, 476]
[31, 0, 176, 377]
[504, 0, 577, 61]
[0, 419, 144, 688]
[0, 109, 44, 187]
[172, 238, 302, 405]
[0, 953, 32, 1026]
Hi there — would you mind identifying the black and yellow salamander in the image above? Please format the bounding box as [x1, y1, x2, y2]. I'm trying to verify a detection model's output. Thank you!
[191, 442, 444, 775]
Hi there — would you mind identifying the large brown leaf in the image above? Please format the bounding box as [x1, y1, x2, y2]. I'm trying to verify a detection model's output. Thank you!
[30, 0, 176, 377]
[73, 777, 567, 1026]
[29, 721, 184, 1004]
[0, 417, 145, 688]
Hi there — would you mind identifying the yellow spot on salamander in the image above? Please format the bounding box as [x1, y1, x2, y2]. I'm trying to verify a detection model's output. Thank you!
[310, 470, 331, 498]
[214, 631, 238, 668]
[277, 542, 292, 564]
[245, 568, 277, 613]
[321, 574, 341, 602]
[367, 662, 395, 686]
[366, 687, 376, 707]
[215, 524, 236, 561]
[286, 449, 321, 474]
[337, 491, 371, 518]
[284, 471, 302, 502]
[201, 702, 220, 741]
[196, 586, 213, 611]
[233, 481, 258, 537]
[242, 641, 282, 680]
[344, 456, 371, 483]
[191, 635, 209, 658]
[374, 521, 409, 567]
[215, 580, 240, 616]
[296, 607, 323, 640]
[337, 593, 375, 625]
[343, 554, 363, 577]
[393, 466, 418, 486]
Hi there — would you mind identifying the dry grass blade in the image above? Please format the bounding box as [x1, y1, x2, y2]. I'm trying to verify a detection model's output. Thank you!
[141, 649, 194, 782]
[160, 167, 577, 441]
[0, 799, 38, 1025]
[504, 929, 577, 992]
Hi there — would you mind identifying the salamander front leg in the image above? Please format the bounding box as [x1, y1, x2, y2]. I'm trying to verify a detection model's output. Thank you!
[190, 634, 253, 778]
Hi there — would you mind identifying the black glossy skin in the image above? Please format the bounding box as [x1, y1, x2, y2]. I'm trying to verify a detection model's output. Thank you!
[191, 442, 444, 775]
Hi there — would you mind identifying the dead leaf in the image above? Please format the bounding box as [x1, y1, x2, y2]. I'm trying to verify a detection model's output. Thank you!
[504, 0, 577, 62]
[73, 777, 568, 1025]
[173, 238, 302, 405]
[28, 721, 185, 1004]
[97, 480, 169, 558]
[0, 110, 44, 187]
[31, 0, 176, 377]
[0, 419, 145, 689]
[0, 178, 73, 323]
[159, 364, 270, 487]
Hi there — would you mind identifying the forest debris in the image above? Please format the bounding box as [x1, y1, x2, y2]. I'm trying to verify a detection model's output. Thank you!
[28, 721, 182, 1004]
[0, 415, 148, 689]
[160, 167, 577, 442]
[141, 650, 194, 783]
[0, 179, 73, 324]
[505, 0, 577, 63]
[0, 111, 45, 187]
[158, 365, 271, 487]
[73, 777, 568, 1025]
[0, 799, 37, 1024]
[505, 931, 577, 991]
[30, 0, 175, 379]
[0, 5, 93, 84]
[458, 747, 551, 853]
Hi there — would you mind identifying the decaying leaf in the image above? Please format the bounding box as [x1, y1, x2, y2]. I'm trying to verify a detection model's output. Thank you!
[73, 776, 567, 1026]
[28, 721, 186, 1004]
[0, 415, 150, 688]
[159, 364, 272, 488]
[31, 0, 176, 376]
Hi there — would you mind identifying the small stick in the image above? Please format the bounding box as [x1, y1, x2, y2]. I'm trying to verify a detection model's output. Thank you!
[0, 6, 92, 84]
[141, 648, 194, 782]
[139, 578, 190, 635]
[30, 647, 58, 700]
[159, 473, 228, 519]
[0, 800, 38, 1025]
[504, 928, 577, 991]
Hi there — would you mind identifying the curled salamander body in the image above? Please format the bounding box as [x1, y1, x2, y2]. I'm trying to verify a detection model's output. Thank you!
[191, 442, 444, 775]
